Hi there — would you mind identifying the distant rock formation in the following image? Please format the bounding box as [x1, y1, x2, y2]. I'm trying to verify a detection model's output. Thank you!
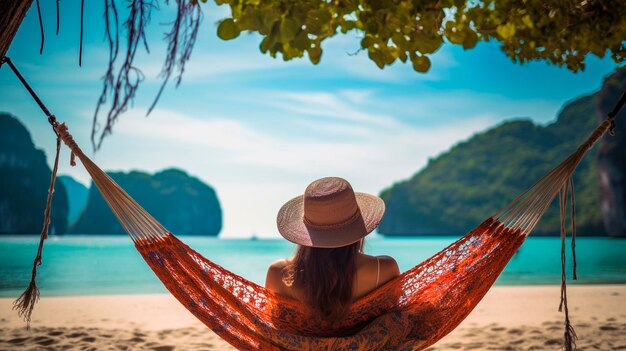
[58, 175, 89, 224]
[0, 113, 68, 234]
[596, 67, 626, 237]
[379, 88, 610, 236]
[70, 168, 222, 235]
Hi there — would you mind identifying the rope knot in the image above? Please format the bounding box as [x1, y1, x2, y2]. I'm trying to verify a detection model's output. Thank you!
[55, 123, 80, 166]
[608, 117, 616, 136]
[55, 123, 81, 155]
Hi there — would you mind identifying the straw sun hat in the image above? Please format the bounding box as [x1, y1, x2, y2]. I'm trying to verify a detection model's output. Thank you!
[277, 177, 385, 248]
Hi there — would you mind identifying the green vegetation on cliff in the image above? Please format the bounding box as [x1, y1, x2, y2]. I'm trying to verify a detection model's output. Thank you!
[596, 67, 626, 237]
[0, 113, 69, 234]
[70, 168, 222, 235]
[379, 93, 605, 236]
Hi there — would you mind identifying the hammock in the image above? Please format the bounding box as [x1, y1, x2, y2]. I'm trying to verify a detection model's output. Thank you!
[5, 55, 625, 351]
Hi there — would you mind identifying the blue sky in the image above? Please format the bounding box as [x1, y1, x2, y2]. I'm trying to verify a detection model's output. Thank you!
[0, 1, 619, 237]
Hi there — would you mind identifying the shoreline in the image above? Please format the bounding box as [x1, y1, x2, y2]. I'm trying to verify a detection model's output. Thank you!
[3, 281, 624, 299]
[1, 285, 625, 350]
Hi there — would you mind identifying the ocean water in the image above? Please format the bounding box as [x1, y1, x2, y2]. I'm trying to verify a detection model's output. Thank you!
[0, 235, 625, 297]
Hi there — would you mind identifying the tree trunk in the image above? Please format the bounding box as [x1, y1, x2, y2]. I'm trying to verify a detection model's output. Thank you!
[1, 0, 34, 58]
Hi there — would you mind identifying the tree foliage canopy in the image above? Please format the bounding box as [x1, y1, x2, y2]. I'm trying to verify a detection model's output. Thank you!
[211, 0, 626, 72]
[18, 0, 622, 148]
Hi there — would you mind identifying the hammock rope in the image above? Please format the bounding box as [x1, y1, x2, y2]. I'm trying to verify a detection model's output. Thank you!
[3, 55, 626, 350]
[12, 136, 62, 327]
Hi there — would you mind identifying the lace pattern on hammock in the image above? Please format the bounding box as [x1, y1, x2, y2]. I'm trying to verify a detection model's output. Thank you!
[135, 218, 524, 350]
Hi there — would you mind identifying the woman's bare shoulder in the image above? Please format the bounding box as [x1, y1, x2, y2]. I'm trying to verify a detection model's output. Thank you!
[375, 255, 401, 282]
[376, 255, 399, 265]
[359, 254, 398, 268]
[265, 258, 292, 292]
[269, 258, 291, 270]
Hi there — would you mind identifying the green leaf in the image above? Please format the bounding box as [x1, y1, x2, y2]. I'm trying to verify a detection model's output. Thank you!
[281, 43, 304, 61]
[305, 17, 322, 35]
[217, 19, 240, 40]
[496, 22, 516, 40]
[382, 48, 397, 65]
[280, 18, 299, 42]
[308, 46, 322, 64]
[444, 22, 465, 45]
[313, 9, 332, 25]
[261, 8, 280, 34]
[391, 33, 407, 48]
[414, 34, 443, 54]
[260, 37, 271, 53]
[522, 15, 534, 29]
[462, 29, 478, 50]
[292, 31, 310, 50]
[368, 50, 385, 68]
[412, 55, 431, 72]
[340, 21, 356, 33]
[361, 36, 375, 49]
[364, 19, 380, 33]
[238, 10, 263, 31]
[398, 50, 407, 62]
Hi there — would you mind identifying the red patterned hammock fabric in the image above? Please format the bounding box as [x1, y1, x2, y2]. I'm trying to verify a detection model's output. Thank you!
[137, 218, 523, 350]
[18, 119, 613, 350]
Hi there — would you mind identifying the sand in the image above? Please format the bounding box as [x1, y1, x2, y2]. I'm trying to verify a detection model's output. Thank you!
[1, 285, 625, 350]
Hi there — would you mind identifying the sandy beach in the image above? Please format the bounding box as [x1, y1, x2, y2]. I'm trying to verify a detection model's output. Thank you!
[1, 285, 624, 350]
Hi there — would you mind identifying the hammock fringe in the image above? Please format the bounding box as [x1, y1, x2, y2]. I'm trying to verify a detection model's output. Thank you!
[558, 177, 579, 351]
[12, 280, 40, 329]
[12, 137, 62, 327]
[564, 314, 578, 351]
[570, 177, 577, 281]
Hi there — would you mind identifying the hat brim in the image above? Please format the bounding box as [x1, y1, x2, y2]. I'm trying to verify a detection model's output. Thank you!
[277, 192, 385, 248]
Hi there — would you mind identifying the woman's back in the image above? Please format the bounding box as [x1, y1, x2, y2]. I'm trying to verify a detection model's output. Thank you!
[269, 176, 398, 320]
[266, 253, 400, 302]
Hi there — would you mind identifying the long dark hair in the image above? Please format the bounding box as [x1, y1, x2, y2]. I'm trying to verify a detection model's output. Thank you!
[286, 240, 363, 321]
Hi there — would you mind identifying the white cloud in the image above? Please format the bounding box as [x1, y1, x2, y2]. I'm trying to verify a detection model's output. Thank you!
[83, 97, 493, 238]
[349, 88, 561, 128]
[255, 90, 400, 127]
[338, 89, 375, 104]
[111, 109, 279, 152]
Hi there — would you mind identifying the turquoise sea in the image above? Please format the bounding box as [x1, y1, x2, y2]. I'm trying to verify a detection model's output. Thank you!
[1, 235, 625, 297]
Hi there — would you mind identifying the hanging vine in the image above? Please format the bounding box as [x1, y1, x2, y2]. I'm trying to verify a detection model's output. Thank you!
[92, 0, 202, 150]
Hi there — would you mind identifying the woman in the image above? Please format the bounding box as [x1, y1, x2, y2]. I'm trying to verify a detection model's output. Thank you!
[266, 177, 400, 321]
